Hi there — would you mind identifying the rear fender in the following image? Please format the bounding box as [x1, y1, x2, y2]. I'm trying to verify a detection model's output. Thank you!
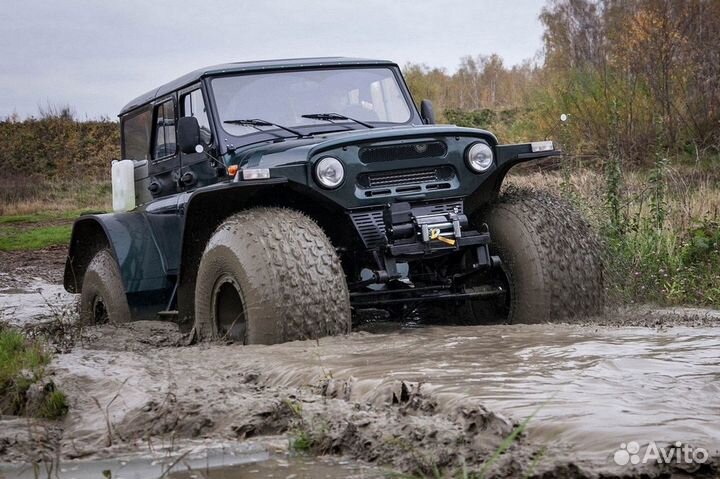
[64, 212, 179, 318]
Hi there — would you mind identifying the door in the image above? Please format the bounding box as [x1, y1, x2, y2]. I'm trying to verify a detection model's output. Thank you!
[178, 86, 218, 189]
[148, 97, 180, 198]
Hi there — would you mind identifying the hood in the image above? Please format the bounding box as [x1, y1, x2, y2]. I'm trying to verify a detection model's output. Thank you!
[226, 125, 498, 169]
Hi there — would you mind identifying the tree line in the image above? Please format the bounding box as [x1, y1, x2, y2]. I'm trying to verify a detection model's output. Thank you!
[403, 0, 720, 165]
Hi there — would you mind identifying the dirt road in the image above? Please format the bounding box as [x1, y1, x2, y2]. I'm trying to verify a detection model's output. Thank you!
[1, 249, 719, 478]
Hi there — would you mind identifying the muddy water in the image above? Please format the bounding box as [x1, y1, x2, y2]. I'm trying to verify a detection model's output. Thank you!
[1, 271, 719, 475]
[0, 275, 73, 326]
[0, 442, 382, 479]
[248, 324, 720, 463]
[168, 455, 383, 479]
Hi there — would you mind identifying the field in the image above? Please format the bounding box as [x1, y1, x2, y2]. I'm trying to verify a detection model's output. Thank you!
[1, 108, 719, 479]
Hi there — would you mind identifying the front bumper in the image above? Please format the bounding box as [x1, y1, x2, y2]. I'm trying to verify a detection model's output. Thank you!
[349, 199, 490, 257]
[347, 200, 501, 307]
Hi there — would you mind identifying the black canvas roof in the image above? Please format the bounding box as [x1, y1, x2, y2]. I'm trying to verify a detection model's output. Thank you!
[119, 57, 397, 116]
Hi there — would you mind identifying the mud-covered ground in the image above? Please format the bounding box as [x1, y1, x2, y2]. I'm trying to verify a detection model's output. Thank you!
[1, 248, 720, 478]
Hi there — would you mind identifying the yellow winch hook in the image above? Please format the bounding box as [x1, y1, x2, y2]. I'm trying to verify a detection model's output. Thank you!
[430, 228, 456, 246]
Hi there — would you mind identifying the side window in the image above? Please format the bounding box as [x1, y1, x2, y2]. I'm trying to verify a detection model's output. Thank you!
[182, 89, 212, 144]
[153, 99, 176, 161]
[122, 109, 152, 161]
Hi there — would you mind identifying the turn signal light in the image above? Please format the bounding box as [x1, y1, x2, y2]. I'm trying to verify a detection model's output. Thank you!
[531, 141, 554, 152]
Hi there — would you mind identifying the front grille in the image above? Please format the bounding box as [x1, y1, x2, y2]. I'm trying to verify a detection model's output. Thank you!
[359, 141, 447, 163]
[358, 166, 455, 189]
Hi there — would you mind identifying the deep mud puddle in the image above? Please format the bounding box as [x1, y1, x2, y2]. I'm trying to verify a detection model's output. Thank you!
[0, 274, 73, 326]
[2, 272, 720, 476]
[256, 324, 720, 462]
[21, 321, 715, 476]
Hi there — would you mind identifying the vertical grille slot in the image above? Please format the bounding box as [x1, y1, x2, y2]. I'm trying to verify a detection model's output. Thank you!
[349, 210, 386, 248]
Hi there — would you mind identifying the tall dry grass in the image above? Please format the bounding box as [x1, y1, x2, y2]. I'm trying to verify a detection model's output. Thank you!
[0, 177, 111, 216]
[508, 161, 720, 307]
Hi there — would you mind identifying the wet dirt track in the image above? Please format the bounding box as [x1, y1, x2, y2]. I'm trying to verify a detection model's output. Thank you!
[1, 250, 720, 477]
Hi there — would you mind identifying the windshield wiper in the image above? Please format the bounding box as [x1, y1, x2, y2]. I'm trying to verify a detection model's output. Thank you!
[223, 118, 306, 137]
[302, 113, 374, 129]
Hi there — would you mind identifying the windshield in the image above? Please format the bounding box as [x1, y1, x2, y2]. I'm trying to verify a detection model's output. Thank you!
[211, 68, 412, 137]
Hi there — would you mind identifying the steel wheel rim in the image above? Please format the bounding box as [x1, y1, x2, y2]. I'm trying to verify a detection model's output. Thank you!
[91, 295, 109, 324]
[210, 274, 247, 342]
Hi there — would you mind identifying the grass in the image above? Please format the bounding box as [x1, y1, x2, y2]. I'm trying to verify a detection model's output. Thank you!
[0, 326, 68, 419]
[0, 177, 111, 216]
[510, 157, 720, 308]
[0, 209, 107, 252]
[0, 211, 82, 224]
[290, 429, 313, 452]
[0, 178, 109, 251]
[37, 390, 70, 419]
[0, 224, 72, 251]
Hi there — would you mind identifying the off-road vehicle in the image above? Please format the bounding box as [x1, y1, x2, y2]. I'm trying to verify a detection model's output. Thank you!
[64, 57, 602, 344]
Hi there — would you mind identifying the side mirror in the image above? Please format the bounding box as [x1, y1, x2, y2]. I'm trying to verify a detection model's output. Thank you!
[420, 99, 436, 125]
[177, 116, 201, 154]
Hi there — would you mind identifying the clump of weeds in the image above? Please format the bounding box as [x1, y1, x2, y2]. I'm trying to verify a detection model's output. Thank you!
[0, 321, 68, 419]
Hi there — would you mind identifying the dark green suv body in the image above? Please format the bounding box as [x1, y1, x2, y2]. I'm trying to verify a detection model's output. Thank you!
[65, 57, 600, 344]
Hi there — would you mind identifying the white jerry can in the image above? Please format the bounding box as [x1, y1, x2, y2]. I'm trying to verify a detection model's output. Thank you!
[111, 159, 136, 212]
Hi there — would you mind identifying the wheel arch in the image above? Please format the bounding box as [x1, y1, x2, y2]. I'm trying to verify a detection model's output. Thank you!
[176, 179, 358, 330]
[64, 213, 174, 302]
[64, 217, 112, 293]
[465, 143, 561, 215]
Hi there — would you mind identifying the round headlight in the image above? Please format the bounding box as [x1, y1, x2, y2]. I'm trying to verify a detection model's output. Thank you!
[466, 142, 494, 173]
[315, 156, 345, 189]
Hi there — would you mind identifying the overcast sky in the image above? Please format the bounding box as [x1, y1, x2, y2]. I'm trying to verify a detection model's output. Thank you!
[0, 0, 546, 120]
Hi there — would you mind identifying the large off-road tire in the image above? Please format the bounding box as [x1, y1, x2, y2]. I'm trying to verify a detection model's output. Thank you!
[480, 187, 604, 323]
[79, 249, 131, 324]
[194, 207, 351, 345]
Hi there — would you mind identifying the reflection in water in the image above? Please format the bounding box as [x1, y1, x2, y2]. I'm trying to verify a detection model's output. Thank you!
[169, 455, 382, 479]
[0, 444, 382, 479]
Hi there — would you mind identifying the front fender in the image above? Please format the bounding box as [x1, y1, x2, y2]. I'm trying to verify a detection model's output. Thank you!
[465, 142, 561, 213]
[175, 177, 289, 329]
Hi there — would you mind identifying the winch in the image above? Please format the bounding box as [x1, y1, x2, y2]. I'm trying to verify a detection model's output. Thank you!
[382, 201, 493, 263]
